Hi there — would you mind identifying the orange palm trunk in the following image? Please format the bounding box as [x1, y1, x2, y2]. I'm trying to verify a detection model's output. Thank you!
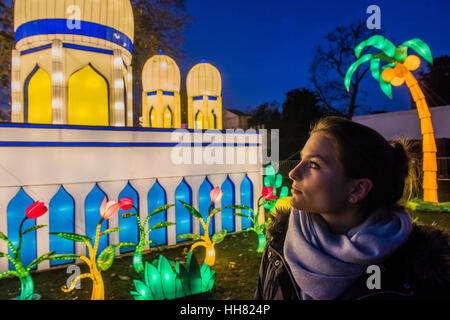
[404, 71, 438, 203]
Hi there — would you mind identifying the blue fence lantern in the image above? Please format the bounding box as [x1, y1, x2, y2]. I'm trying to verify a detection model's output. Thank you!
[175, 178, 193, 243]
[221, 176, 236, 232]
[199, 177, 215, 236]
[85, 184, 109, 255]
[49, 186, 75, 266]
[240, 175, 254, 230]
[148, 180, 168, 247]
[118, 182, 139, 253]
[7, 188, 36, 270]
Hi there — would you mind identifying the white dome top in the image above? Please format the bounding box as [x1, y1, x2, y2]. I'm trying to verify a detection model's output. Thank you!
[14, 0, 134, 58]
[142, 51, 181, 93]
[186, 60, 222, 97]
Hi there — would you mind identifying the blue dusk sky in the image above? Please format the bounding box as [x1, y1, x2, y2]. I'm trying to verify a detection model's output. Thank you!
[179, 0, 450, 115]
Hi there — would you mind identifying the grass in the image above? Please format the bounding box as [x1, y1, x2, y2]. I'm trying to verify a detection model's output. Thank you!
[407, 180, 450, 230]
[1, 181, 449, 301]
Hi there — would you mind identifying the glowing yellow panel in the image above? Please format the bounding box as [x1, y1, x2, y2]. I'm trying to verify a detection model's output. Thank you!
[150, 107, 156, 127]
[68, 65, 109, 126]
[163, 107, 172, 128]
[195, 111, 203, 130]
[209, 112, 216, 129]
[27, 67, 52, 124]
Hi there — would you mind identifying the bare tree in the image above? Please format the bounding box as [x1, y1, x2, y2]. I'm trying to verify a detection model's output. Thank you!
[120, 0, 192, 125]
[310, 20, 384, 118]
[416, 55, 450, 108]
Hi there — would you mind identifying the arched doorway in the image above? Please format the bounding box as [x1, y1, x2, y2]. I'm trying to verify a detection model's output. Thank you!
[68, 64, 109, 126]
[195, 110, 203, 130]
[24, 65, 52, 124]
[163, 106, 173, 128]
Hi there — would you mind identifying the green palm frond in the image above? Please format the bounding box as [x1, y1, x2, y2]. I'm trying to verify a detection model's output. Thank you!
[355, 35, 396, 59]
[394, 46, 408, 63]
[345, 54, 374, 92]
[378, 63, 395, 99]
[401, 38, 433, 64]
[370, 58, 381, 81]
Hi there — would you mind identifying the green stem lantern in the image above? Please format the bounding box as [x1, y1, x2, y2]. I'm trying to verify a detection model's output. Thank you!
[0, 202, 57, 300]
[50, 197, 136, 300]
[263, 165, 289, 212]
[226, 191, 274, 253]
[256, 232, 267, 253]
[121, 202, 175, 275]
[177, 187, 227, 267]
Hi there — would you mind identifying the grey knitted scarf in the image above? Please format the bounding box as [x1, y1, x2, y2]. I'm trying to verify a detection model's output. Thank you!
[283, 207, 412, 300]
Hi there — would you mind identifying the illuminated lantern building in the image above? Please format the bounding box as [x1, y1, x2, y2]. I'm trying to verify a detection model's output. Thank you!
[1, 0, 261, 277]
[187, 60, 223, 130]
[12, 0, 134, 127]
[142, 50, 181, 128]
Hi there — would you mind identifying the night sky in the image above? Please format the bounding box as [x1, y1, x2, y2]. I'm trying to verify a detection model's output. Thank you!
[1, 0, 449, 118]
[178, 0, 450, 115]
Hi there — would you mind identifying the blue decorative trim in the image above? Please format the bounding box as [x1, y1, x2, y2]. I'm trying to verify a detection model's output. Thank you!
[15, 19, 133, 54]
[0, 141, 260, 147]
[21, 42, 118, 56]
[147, 91, 157, 96]
[0, 123, 261, 134]
[162, 91, 174, 96]
[199, 176, 215, 234]
[175, 178, 193, 243]
[148, 179, 168, 246]
[49, 186, 75, 266]
[63, 43, 114, 55]
[20, 44, 52, 56]
[193, 96, 203, 101]
[208, 96, 218, 101]
[8, 188, 37, 270]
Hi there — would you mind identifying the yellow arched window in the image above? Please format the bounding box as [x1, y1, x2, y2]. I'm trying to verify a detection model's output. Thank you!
[68, 64, 109, 126]
[209, 110, 216, 129]
[195, 111, 203, 130]
[163, 106, 173, 128]
[149, 107, 156, 127]
[26, 66, 52, 124]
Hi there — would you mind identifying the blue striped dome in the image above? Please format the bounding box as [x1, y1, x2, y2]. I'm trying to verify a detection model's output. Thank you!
[14, 0, 134, 56]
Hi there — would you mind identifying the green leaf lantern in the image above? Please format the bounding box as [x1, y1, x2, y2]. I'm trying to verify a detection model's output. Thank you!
[263, 165, 288, 211]
[130, 252, 215, 300]
[0, 202, 66, 300]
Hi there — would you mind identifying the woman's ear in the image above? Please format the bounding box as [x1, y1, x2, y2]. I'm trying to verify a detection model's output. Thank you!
[348, 179, 373, 204]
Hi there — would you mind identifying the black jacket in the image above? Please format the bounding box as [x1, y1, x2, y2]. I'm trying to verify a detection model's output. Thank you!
[255, 207, 450, 300]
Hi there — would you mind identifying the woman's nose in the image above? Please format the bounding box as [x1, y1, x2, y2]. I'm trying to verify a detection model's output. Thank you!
[289, 162, 302, 181]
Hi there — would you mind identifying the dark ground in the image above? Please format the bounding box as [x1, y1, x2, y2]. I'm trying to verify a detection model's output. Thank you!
[0, 230, 263, 300]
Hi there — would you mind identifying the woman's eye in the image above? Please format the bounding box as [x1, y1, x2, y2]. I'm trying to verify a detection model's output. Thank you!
[309, 161, 319, 169]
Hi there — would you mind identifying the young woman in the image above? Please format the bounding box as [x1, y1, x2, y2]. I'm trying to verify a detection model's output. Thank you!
[255, 116, 450, 300]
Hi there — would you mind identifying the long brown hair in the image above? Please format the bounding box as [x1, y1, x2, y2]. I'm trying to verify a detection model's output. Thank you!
[310, 116, 418, 214]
